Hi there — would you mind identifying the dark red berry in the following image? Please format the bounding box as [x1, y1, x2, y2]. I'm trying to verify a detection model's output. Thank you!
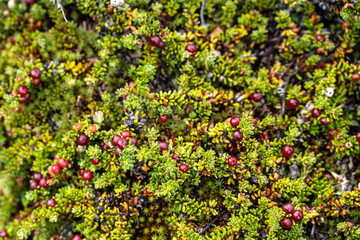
[82, 170, 93, 181]
[117, 138, 128, 149]
[146, 188, 152, 195]
[33, 172, 42, 183]
[232, 130, 243, 141]
[72, 235, 81, 240]
[172, 154, 180, 163]
[251, 92, 263, 102]
[185, 44, 197, 54]
[179, 164, 189, 173]
[58, 158, 68, 168]
[91, 158, 100, 165]
[227, 156, 237, 167]
[121, 131, 131, 139]
[356, 132, 360, 142]
[315, 34, 325, 42]
[282, 145, 294, 158]
[25, 0, 36, 6]
[320, 117, 329, 125]
[32, 79, 41, 85]
[29, 181, 38, 191]
[51, 165, 61, 175]
[102, 142, 112, 151]
[159, 114, 168, 123]
[230, 117, 240, 128]
[76, 134, 89, 146]
[39, 178, 48, 189]
[292, 210, 303, 223]
[280, 217, 293, 229]
[46, 198, 56, 208]
[115, 147, 123, 157]
[19, 92, 31, 103]
[112, 135, 121, 146]
[159, 141, 168, 151]
[157, 40, 166, 49]
[327, 129, 335, 140]
[149, 36, 161, 47]
[311, 108, 321, 118]
[282, 203, 294, 214]
[0, 229, 9, 238]
[287, 98, 300, 109]
[18, 85, 29, 96]
[130, 137, 138, 146]
[30, 68, 41, 79]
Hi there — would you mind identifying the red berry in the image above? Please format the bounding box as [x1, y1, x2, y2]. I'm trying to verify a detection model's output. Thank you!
[112, 135, 121, 146]
[39, 178, 49, 189]
[51, 165, 61, 175]
[19, 92, 31, 103]
[179, 164, 189, 173]
[287, 98, 300, 109]
[159, 141, 168, 151]
[159, 114, 168, 123]
[29, 181, 38, 191]
[115, 147, 123, 157]
[185, 44, 197, 54]
[117, 138, 128, 149]
[292, 210, 303, 223]
[30, 68, 41, 79]
[251, 92, 263, 102]
[25, 0, 36, 5]
[58, 158, 68, 168]
[130, 137, 138, 146]
[121, 131, 131, 139]
[352, 73, 360, 82]
[46, 198, 56, 208]
[320, 117, 329, 125]
[227, 156, 237, 167]
[157, 40, 166, 49]
[232, 130, 243, 141]
[33, 172, 42, 183]
[102, 142, 112, 151]
[32, 79, 41, 85]
[91, 158, 100, 165]
[146, 188, 152, 195]
[282, 145, 294, 158]
[129, 81, 136, 87]
[315, 34, 325, 42]
[172, 154, 180, 163]
[18, 85, 29, 96]
[76, 134, 89, 146]
[149, 36, 161, 47]
[282, 203, 294, 214]
[356, 132, 360, 142]
[311, 108, 321, 118]
[72, 235, 81, 240]
[74, 123, 82, 131]
[82, 170, 93, 181]
[0, 229, 9, 238]
[280, 217, 293, 229]
[230, 117, 240, 128]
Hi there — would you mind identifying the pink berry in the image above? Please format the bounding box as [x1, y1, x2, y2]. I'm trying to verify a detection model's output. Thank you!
[179, 164, 189, 173]
[227, 156, 237, 167]
[0, 229, 9, 238]
[315, 34, 325, 42]
[252, 117, 258, 127]
[72, 235, 81, 240]
[230, 117, 240, 128]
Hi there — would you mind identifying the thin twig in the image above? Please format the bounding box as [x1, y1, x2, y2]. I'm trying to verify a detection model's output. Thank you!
[56, 0, 68, 22]
[200, 0, 206, 26]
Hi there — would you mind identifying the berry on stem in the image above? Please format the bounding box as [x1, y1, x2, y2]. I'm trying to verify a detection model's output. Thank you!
[146, 188, 152, 195]
[311, 108, 321, 118]
[282, 145, 294, 158]
[356, 132, 360, 142]
[172, 154, 180, 163]
[121, 131, 131, 139]
[33, 172, 42, 183]
[232, 130, 243, 141]
[287, 98, 300, 109]
[149, 36, 161, 47]
[159, 114, 168, 123]
[282, 203, 294, 214]
[58, 158, 68, 168]
[72, 235, 82, 240]
[19, 93, 31, 103]
[115, 147, 122, 157]
[29, 181, 38, 191]
[227, 156, 237, 167]
[51, 165, 61, 175]
[82, 170, 93, 181]
[91, 158, 100, 165]
[230, 116, 240, 128]
[159, 141, 168, 151]
[185, 44, 197, 54]
[30, 68, 41, 79]
[292, 210, 303, 223]
[320, 117, 329, 125]
[0, 229, 9, 238]
[32, 78, 41, 85]
[74, 123, 82, 131]
[76, 134, 89, 146]
[315, 34, 325, 42]
[352, 73, 360, 82]
[46, 198, 56, 208]
[280, 217, 293, 229]
[18, 86, 29, 96]
[251, 92, 263, 102]
[39, 178, 49, 189]
[130, 137, 138, 146]
[117, 138, 128, 149]
[179, 164, 189, 173]
[112, 135, 121, 146]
